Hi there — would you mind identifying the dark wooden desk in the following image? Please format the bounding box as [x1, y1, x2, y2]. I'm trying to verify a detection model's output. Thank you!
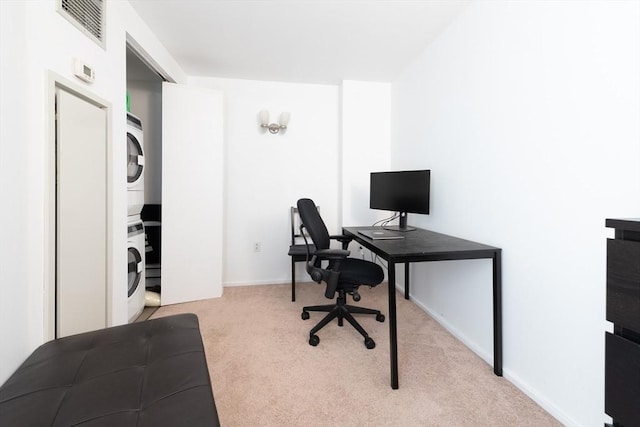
[342, 226, 502, 389]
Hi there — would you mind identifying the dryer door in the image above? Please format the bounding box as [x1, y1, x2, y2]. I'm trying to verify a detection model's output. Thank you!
[127, 132, 144, 186]
[128, 246, 143, 297]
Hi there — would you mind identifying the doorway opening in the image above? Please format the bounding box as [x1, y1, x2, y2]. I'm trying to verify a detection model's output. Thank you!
[126, 43, 166, 320]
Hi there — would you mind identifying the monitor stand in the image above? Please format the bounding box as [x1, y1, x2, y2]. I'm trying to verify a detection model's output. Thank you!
[383, 212, 416, 232]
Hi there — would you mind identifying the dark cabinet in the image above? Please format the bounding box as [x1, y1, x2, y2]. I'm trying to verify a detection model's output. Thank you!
[605, 218, 640, 427]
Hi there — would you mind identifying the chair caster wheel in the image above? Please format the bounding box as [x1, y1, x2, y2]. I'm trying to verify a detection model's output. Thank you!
[309, 334, 320, 346]
[301, 311, 310, 320]
[364, 337, 375, 349]
[376, 313, 385, 322]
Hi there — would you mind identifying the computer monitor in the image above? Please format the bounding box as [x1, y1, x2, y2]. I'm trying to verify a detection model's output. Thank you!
[370, 170, 430, 231]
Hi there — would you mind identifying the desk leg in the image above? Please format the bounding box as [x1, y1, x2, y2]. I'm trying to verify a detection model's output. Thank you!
[404, 263, 410, 300]
[388, 262, 399, 389]
[291, 260, 296, 302]
[493, 250, 503, 376]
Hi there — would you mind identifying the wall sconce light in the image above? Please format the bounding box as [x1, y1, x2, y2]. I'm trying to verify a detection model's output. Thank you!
[259, 110, 290, 134]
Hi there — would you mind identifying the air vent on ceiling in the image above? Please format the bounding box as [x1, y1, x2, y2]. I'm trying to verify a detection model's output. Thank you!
[58, 0, 105, 48]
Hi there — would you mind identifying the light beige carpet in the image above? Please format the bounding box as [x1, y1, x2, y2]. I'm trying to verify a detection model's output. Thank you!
[152, 283, 560, 426]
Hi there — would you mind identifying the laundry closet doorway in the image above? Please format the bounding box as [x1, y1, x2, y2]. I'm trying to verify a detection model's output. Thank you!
[126, 47, 164, 314]
[127, 43, 224, 308]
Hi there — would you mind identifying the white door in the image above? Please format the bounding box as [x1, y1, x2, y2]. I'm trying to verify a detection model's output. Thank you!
[56, 88, 107, 337]
[162, 83, 224, 304]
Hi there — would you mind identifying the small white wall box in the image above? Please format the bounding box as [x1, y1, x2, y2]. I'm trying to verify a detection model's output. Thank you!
[74, 59, 95, 83]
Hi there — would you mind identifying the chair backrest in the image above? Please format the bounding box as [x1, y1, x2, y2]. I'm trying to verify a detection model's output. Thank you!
[291, 205, 320, 244]
[297, 198, 330, 250]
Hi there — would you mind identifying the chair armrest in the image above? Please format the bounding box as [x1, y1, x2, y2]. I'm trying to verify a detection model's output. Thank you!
[329, 234, 352, 249]
[314, 248, 350, 260]
[306, 254, 345, 299]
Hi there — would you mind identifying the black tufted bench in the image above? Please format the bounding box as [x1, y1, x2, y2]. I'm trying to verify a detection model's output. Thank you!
[0, 313, 219, 426]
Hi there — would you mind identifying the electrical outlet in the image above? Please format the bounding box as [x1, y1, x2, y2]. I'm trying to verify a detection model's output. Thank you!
[254, 242, 261, 252]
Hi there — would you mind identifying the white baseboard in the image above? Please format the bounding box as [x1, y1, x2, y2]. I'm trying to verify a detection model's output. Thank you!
[397, 282, 578, 427]
[223, 279, 290, 287]
[400, 282, 493, 365]
[503, 367, 579, 426]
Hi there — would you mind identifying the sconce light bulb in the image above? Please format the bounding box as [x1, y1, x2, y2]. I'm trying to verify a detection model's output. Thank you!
[279, 112, 290, 127]
[259, 110, 269, 126]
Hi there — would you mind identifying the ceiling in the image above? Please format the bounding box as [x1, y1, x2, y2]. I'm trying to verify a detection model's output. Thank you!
[128, 0, 470, 85]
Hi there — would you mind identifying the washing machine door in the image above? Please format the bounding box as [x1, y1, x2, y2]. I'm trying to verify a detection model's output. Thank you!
[128, 245, 143, 297]
[127, 132, 144, 186]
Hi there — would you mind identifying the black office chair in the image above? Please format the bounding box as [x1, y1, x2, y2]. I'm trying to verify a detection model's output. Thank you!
[297, 198, 385, 349]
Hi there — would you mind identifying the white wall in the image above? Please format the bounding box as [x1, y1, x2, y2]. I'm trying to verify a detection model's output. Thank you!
[341, 81, 394, 265]
[341, 80, 392, 227]
[188, 77, 341, 286]
[0, 0, 31, 387]
[391, 1, 640, 425]
[0, 0, 185, 384]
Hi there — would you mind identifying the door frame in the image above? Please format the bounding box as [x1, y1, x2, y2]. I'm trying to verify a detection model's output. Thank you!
[126, 35, 175, 84]
[45, 72, 112, 340]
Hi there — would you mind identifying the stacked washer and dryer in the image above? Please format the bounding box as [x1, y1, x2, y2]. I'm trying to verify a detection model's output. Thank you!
[126, 113, 146, 322]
